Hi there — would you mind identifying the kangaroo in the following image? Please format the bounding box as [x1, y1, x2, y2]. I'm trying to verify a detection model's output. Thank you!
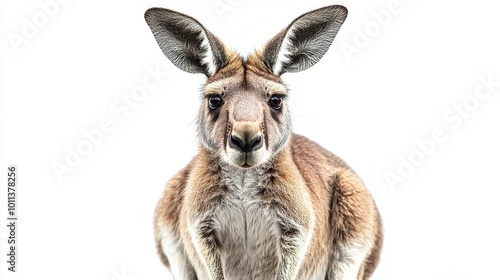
[145, 5, 382, 280]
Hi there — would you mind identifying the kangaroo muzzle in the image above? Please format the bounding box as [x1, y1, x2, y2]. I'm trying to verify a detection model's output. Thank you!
[229, 121, 263, 153]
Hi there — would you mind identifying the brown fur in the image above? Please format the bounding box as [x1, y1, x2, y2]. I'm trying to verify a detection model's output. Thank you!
[154, 134, 382, 279]
[145, 5, 382, 280]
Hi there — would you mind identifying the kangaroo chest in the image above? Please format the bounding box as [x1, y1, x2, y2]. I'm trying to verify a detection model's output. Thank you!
[213, 169, 280, 279]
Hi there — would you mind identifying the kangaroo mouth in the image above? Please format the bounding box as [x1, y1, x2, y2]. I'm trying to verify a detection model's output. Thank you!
[240, 163, 252, 168]
[229, 151, 259, 168]
[239, 152, 255, 168]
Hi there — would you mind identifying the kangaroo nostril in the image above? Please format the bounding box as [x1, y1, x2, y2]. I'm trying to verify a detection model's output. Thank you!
[229, 134, 262, 153]
[229, 135, 245, 152]
[249, 136, 262, 151]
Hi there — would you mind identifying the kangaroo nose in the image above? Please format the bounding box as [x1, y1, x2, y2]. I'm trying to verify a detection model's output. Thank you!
[229, 134, 262, 153]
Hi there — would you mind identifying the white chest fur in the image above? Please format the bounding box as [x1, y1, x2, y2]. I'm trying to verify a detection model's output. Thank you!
[213, 168, 281, 279]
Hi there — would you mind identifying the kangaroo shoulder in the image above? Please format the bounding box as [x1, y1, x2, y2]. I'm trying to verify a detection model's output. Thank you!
[290, 133, 350, 172]
[154, 161, 194, 233]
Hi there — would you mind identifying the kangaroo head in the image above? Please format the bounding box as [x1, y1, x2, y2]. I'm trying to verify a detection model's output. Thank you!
[145, 6, 347, 168]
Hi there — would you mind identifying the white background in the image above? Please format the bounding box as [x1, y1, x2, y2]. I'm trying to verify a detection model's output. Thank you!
[1, 0, 500, 279]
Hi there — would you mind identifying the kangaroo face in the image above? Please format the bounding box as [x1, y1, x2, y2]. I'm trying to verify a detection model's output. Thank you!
[145, 6, 347, 168]
[198, 69, 291, 168]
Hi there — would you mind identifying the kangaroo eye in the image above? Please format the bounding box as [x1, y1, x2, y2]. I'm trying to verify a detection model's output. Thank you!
[208, 96, 223, 110]
[268, 95, 283, 110]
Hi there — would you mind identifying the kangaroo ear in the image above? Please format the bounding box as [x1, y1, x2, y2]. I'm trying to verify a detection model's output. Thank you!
[144, 8, 228, 76]
[262, 5, 348, 76]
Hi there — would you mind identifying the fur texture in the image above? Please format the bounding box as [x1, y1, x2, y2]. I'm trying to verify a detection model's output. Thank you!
[145, 5, 382, 280]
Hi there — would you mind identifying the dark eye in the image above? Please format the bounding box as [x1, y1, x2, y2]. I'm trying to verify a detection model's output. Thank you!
[208, 96, 223, 110]
[268, 95, 283, 110]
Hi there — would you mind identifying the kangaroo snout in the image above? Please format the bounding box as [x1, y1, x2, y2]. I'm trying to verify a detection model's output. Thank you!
[226, 120, 267, 167]
[229, 122, 263, 153]
[230, 134, 262, 153]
